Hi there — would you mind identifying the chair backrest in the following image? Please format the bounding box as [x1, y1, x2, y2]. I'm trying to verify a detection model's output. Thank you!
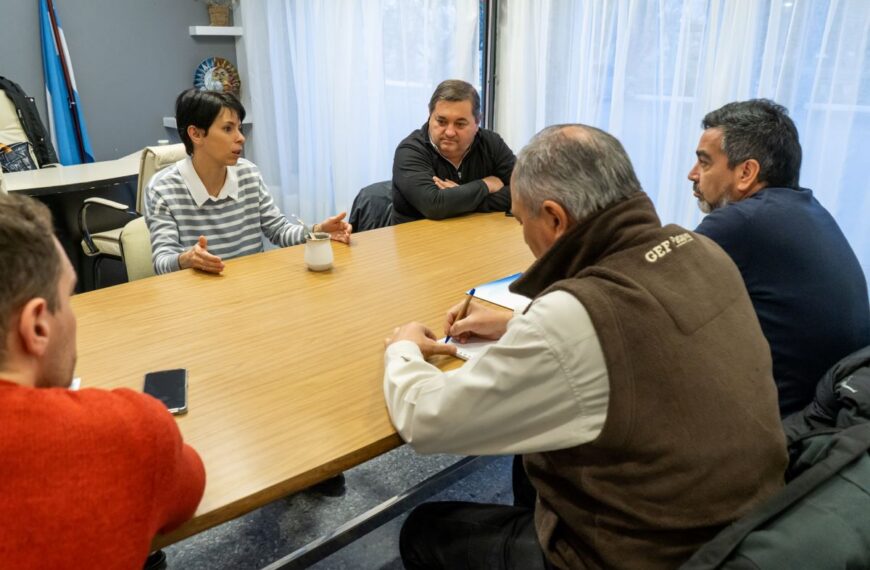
[136, 143, 187, 213]
[119, 216, 155, 281]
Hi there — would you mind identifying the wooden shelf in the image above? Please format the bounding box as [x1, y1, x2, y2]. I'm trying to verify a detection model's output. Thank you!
[189, 26, 242, 36]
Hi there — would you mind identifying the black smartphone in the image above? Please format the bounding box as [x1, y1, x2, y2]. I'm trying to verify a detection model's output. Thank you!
[143, 369, 188, 415]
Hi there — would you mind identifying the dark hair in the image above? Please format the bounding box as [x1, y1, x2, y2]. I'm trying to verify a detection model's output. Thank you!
[0, 193, 61, 367]
[702, 99, 802, 188]
[175, 88, 246, 156]
[428, 79, 481, 123]
[513, 124, 642, 220]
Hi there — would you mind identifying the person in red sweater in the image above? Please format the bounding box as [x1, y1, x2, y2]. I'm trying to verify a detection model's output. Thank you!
[0, 193, 205, 569]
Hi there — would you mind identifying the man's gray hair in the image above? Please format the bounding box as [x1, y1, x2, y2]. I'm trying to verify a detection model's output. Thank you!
[428, 79, 481, 123]
[512, 124, 642, 220]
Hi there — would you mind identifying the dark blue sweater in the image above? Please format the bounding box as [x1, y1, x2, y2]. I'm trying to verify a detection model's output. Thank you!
[695, 187, 870, 416]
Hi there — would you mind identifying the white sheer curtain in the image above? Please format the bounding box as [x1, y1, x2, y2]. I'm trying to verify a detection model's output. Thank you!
[239, 0, 480, 224]
[497, 0, 870, 277]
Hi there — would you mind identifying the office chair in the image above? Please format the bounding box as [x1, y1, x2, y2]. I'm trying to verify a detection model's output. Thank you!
[119, 216, 155, 282]
[79, 143, 186, 287]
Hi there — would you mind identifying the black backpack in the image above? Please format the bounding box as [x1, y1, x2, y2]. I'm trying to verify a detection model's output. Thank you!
[0, 76, 58, 171]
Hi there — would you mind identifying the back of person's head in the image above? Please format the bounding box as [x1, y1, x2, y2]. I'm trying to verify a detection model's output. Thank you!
[175, 88, 246, 156]
[428, 79, 481, 124]
[702, 99, 802, 188]
[513, 124, 642, 221]
[0, 193, 61, 367]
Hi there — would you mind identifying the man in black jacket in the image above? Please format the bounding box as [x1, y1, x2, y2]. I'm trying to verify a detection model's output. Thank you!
[390, 79, 516, 224]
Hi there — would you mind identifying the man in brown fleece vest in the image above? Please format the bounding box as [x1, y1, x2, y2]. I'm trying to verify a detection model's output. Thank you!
[383, 124, 787, 569]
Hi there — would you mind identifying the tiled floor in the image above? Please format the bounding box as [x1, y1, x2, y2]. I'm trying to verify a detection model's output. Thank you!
[164, 447, 514, 569]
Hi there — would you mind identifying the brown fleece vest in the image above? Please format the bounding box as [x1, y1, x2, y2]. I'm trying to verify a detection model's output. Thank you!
[511, 193, 787, 570]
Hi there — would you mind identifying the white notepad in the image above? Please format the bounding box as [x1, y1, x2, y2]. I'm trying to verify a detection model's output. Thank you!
[440, 337, 495, 361]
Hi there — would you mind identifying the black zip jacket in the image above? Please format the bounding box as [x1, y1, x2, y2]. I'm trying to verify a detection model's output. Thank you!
[390, 121, 515, 224]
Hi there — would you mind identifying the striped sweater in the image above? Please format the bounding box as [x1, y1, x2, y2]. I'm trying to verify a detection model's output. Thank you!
[144, 157, 306, 274]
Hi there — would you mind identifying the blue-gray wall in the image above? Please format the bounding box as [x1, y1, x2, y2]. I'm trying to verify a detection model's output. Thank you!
[0, 0, 238, 160]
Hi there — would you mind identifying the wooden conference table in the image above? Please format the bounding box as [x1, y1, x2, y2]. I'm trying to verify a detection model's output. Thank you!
[70, 212, 534, 547]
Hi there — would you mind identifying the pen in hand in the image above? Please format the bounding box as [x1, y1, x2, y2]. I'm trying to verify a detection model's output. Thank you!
[445, 287, 476, 344]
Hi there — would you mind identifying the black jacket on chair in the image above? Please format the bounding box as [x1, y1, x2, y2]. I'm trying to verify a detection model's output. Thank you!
[782, 343, 870, 442]
[349, 180, 393, 233]
[680, 344, 870, 569]
[0, 75, 58, 170]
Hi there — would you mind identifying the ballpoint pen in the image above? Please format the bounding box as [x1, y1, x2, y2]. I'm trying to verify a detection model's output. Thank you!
[445, 287, 476, 343]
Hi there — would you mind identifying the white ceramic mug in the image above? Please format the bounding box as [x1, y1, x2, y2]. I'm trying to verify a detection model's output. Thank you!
[304, 232, 333, 271]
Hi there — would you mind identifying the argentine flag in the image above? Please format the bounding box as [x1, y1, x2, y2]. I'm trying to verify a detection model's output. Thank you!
[39, 0, 94, 165]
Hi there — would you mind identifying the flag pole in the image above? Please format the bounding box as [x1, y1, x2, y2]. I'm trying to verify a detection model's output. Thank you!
[45, 0, 86, 162]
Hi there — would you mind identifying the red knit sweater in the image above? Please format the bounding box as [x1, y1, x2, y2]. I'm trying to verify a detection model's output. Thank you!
[0, 380, 205, 569]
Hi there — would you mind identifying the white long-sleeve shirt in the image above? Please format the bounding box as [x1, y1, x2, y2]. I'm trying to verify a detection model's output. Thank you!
[383, 290, 610, 455]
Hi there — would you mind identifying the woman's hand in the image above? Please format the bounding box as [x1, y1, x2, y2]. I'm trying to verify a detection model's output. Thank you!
[178, 236, 225, 273]
[316, 212, 352, 244]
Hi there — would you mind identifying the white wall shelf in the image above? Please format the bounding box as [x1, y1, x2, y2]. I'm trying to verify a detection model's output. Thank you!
[189, 26, 242, 36]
